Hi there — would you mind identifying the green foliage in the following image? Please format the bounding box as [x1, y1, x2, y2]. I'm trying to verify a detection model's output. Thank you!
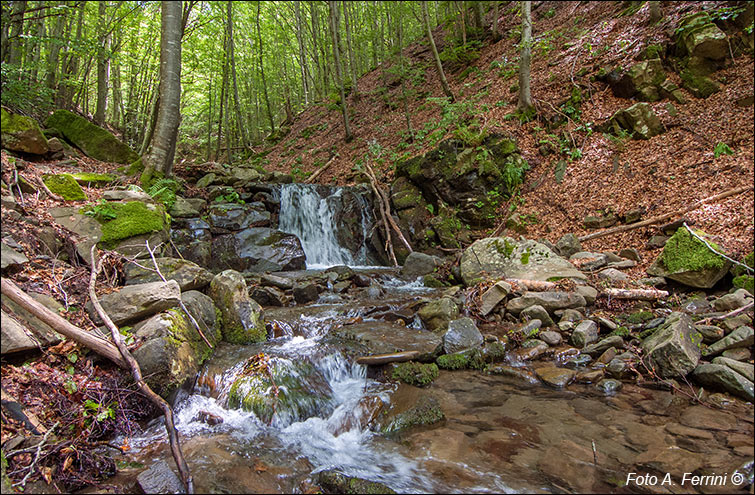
[214, 190, 244, 204]
[543, 7, 556, 19]
[94, 201, 166, 246]
[83, 199, 118, 221]
[713, 142, 734, 158]
[0, 63, 55, 117]
[148, 178, 180, 210]
[439, 40, 483, 70]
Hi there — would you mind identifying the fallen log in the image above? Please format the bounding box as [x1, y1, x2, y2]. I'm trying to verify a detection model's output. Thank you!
[602, 287, 669, 300]
[506, 278, 558, 291]
[1, 278, 127, 369]
[578, 185, 752, 242]
[356, 351, 421, 366]
[304, 154, 337, 184]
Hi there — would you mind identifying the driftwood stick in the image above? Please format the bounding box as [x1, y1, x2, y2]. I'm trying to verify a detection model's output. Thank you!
[602, 287, 669, 300]
[11, 421, 59, 489]
[506, 278, 558, 291]
[88, 247, 194, 494]
[362, 168, 397, 266]
[579, 185, 752, 242]
[304, 154, 337, 184]
[1, 278, 128, 368]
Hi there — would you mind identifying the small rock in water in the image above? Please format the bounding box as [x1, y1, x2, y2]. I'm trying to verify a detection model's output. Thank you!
[443, 317, 483, 354]
[317, 470, 396, 494]
[595, 378, 623, 394]
[195, 410, 224, 425]
[539, 331, 562, 346]
[534, 365, 576, 388]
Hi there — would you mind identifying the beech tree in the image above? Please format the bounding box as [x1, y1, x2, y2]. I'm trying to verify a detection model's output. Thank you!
[517, 0, 535, 117]
[422, 1, 453, 101]
[328, 0, 352, 142]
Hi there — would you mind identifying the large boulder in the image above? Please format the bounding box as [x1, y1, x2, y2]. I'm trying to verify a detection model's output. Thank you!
[1, 108, 49, 155]
[691, 363, 754, 401]
[1, 292, 64, 354]
[400, 251, 443, 279]
[45, 110, 139, 164]
[443, 317, 483, 354]
[209, 227, 306, 273]
[609, 59, 667, 101]
[42, 173, 87, 201]
[460, 237, 586, 285]
[704, 326, 754, 356]
[329, 320, 442, 362]
[647, 227, 731, 288]
[87, 280, 182, 326]
[1, 241, 28, 272]
[608, 102, 664, 140]
[418, 297, 459, 333]
[641, 312, 702, 379]
[124, 257, 214, 291]
[208, 270, 266, 344]
[676, 13, 728, 60]
[207, 202, 270, 233]
[170, 217, 212, 268]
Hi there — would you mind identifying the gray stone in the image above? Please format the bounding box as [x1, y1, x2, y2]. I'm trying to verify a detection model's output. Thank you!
[208, 270, 266, 344]
[49, 206, 103, 263]
[443, 317, 483, 354]
[293, 283, 320, 304]
[479, 281, 511, 316]
[559, 308, 584, 322]
[694, 324, 724, 344]
[207, 203, 270, 232]
[330, 320, 442, 362]
[646, 235, 670, 249]
[137, 460, 184, 495]
[460, 237, 586, 285]
[251, 286, 286, 307]
[712, 357, 754, 382]
[571, 320, 599, 349]
[692, 363, 754, 401]
[1, 292, 64, 353]
[597, 316, 618, 332]
[597, 267, 630, 283]
[400, 252, 443, 279]
[721, 348, 751, 361]
[124, 257, 214, 291]
[606, 260, 636, 270]
[555, 233, 582, 258]
[169, 196, 202, 218]
[209, 227, 306, 272]
[196, 173, 217, 188]
[609, 102, 664, 140]
[181, 290, 220, 336]
[261, 273, 294, 290]
[595, 379, 623, 394]
[102, 189, 154, 202]
[636, 277, 667, 287]
[581, 335, 626, 357]
[704, 326, 754, 356]
[583, 213, 618, 230]
[539, 331, 563, 346]
[641, 312, 702, 378]
[87, 280, 181, 326]
[506, 291, 586, 314]
[680, 20, 727, 60]
[713, 289, 752, 312]
[1, 242, 28, 272]
[521, 304, 553, 327]
[619, 248, 642, 262]
[1, 310, 39, 354]
[569, 252, 608, 271]
[418, 297, 459, 333]
[534, 365, 576, 388]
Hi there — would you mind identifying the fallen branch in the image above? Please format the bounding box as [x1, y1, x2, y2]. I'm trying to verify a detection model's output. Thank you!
[602, 287, 669, 300]
[356, 351, 421, 366]
[11, 421, 59, 489]
[579, 185, 753, 242]
[696, 301, 754, 326]
[683, 222, 753, 273]
[362, 166, 397, 266]
[304, 154, 337, 184]
[1, 278, 127, 368]
[506, 278, 558, 291]
[363, 161, 413, 256]
[88, 246, 194, 494]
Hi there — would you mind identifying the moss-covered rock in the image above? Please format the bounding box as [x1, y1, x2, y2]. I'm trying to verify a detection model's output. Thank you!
[46, 109, 139, 164]
[647, 227, 731, 288]
[380, 394, 445, 436]
[317, 470, 396, 494]
[208, 269, 266, 344]
[609, 102, 665, 139]
[1, 108, 49, 155]
[87, 201, 166, 246]
[436, 347, 487, 370]
[733, 275, 754, 295]
[71, 172, 117, 187]
[42, 173, 87, 201]
[390, 361, 439, 387]
[680, 68, 720, 98]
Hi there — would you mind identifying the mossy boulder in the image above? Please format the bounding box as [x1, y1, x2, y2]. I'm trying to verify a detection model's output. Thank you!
[608, 102, 664, 140]
[227, 355, 332, 425]
[316, 470, 396, 495]
[379, 394, 445, 436]
[45, 109, 139, 164]
[208, 269, 266, 344]
[647, 227, 731, 288]
[676, 13, 728, 60]
[1, 108, 49, 155]
[436, 347, 487, 370]
[680, 68, 720, 98]
[611, 59, 668, 101]
[390, 361, 439, 387]
[84, 201, 166, 247]
[42, 173, 87, 201]
[71, 172, 117, 188]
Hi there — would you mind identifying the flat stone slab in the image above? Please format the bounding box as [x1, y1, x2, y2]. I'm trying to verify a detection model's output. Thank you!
[534, 365, 577, 388]
[692, 363, 754, 401]
[331, 320, 442, 362]
[1, 242, 28, 271]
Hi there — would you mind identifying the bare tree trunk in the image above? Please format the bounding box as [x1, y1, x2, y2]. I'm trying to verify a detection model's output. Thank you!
[58, 1, 84, 108]
[342, 0, 358, 95]
[517, 0, 534, 115]
[95, 1, 110, 125]
[143, 0, 182, 179]
[227, 1, 248, 148]
[6, 0, 26, 65]
[46, 3, 66, 91]
[397, 2, 413, 140]
[294, 1, 310, 105]
[215, 29, 228, 160]
[492, 1, 501, 40]
[328, 0, 353, 142]
[422, 1, 454, 101]
[29, 3, 45, 83]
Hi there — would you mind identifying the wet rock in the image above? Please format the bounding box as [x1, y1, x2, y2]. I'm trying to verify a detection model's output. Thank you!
[711, 356, 754, 382]
[581, 335, 626, 357]
[595, 378, 623, 394]
[713, 289, 753, 312]
[575, 369, 604, 383]
[608, 102, 664, 140]
[486, 365, 540, 384]
[479, 281, 511, 316]
[596, 347, 618, 365]
[539, 331, 563, 346]
[170, 218, 212, 268]
[169, 196, 203, 218]
[509, 341, 548, 361]
[1, 242, 28, 272]
[195, 410, 224, 425]
[352, 273, 372, 287]
[641, 312, 702, 378]
[570, 320, 599, 349]
[418, 297, 459, 333]
[443, 317, 483, 354]
[520, 304, 553, 327]
[460, 237, 586, 285]
[704, 326, 754, 356]
[647, 227, 731, 288]
[569, 252, 608, 271]
[293, 283, 320, 304]
[87, 280, 181, 326]
[534, 365, 576, 388]
[124, 257, 214, 291]
[137, 460, 184, 495]
[330, 320, 442, 362]
[507, 292, 586, 315]
[208, 270, 266, 344]
[379, 393, 444, 436]
[250, 286, 286, 307]
[721, 348, 750, 361]
[260, 273, 293, 290]
[209, 228, 306, 272]
[555, 233, 582, 258]
[390, 361, 439, 387]
[1, 108, 49, 154]
[606, 354, 635, 379]
[317, 470, 396, 494]
[207, 203, 270, 233]
[46, 109, 138, 164]
[400, 252, 443, 279]
[679, 405, 738, 431]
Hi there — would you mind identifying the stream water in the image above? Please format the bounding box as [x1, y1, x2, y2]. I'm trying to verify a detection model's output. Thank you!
[112, 187, 754, 494]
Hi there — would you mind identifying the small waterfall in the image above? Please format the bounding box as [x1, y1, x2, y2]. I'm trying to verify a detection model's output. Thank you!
[279, 183, 370, 268]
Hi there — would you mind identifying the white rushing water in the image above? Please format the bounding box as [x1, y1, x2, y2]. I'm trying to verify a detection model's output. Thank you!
[278, 183, 370, 269]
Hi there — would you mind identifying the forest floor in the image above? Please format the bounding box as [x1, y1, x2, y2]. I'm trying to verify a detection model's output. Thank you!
[257, 0, 754, 277]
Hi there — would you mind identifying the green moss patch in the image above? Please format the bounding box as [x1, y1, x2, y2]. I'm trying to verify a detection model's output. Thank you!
[391, 362, 439, 387]
[94, 201, 165, 246]
[625, 311, 654, 325]
[437, 348, 487, 370]
[381, 395, 445, 436]
[71, 172, 116, 187]
[46, 109, 139, 164]
[733, 275, 754, 295]
[680, 69, 720, 98]
[42, 173, 87, 201]
[661, 227, 725, 273]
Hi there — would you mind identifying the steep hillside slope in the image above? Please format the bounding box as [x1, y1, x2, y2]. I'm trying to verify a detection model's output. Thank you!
[258, 1, 754, 272]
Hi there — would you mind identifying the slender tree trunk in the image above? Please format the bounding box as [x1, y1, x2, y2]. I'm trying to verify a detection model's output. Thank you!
[143, 0, 183, 179]
[310, 1, 324, 100]
[111, 33, 124, 130]
[46, 3, 66, 91]
[371, 1, 378, 68]
[207, 78, 213, 161]
[342, 0, 358, 95]
[328, 0, 352, 142]
[473, 1, 484, 29]
[226, 1, 248, 148]
[517, 0, 534, 115]
[294, 1, 310, 105]
[256, 2, 275, 134]
[492, 1, 500, 40]
[215, 29, 228, 161]
[29, 4, 45, 83]
[0, 3, 10, 59]
[397, 2, 413, 141]
[95, 1, 110, 125]
[7, 0, 27, 65]
[422, 1, 454, 101]
[140, 85, 159, 155]
[58, 0, 84, 108]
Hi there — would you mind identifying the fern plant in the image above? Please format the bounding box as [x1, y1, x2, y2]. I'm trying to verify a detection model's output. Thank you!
[148, 178, 180, 210]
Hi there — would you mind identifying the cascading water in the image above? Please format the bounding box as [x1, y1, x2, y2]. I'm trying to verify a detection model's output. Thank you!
[278, 183, 371, 268]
